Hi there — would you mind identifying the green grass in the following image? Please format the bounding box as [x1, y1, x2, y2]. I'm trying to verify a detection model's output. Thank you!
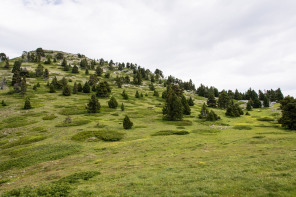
[1, 135, 47, 149]
[71, 130, 124, 142]
[56, 119, 91, 127]
[152, 130, 189, 136]
[233, 125, 252, 130]
[42, 114, 57, 120]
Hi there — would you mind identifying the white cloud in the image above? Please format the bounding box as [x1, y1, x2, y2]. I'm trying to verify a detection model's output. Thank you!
[1, 0, 296, 96]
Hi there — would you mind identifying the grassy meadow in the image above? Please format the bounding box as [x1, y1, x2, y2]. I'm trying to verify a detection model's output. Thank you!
[0, 52, 296, 196]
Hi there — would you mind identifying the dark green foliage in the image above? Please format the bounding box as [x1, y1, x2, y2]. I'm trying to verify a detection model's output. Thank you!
[278, 96, 296, 130]
[61, 58, 67, 67]
[35, 64, 44, 77]
[83, 81, 90, 93]
[188, 96, 194, 106]
[163, 86, 183, 121]
[207, 93, 217, 108]
[245, 111, 250, 115]
[77, 83, 83, 92]
[49, 84, 56, 93]
[87, 95, 100, 113]
[96, 81, 110, 97]
[24, 97, 32, 109]
[121, 103, 125, 111]
[12, 60, 22, 73]
[71, 130, 124, 142]
[253, 97, 262, 108]
[246, 100, 253, 111]
[152, 130, 189, 136]
[4, 60, 10, 69]
[263, 96, 270, 107]
[80, 58, 88, 69]
[149, 83, 155, 91]
[122, 90, 128, 99]
[225, 100, 243, 117]
[62, 85, 71, 96]
[135, 90, 140, 98]
[104, 72, 110, 78]
[181, 95, 191, 115]
[257, 117, 274, 121]
[72, 65, 79, 73]
[233, 125, 252, 130]
[56, 52, 64, 60]
[108, 96, 118, 108]
[133, 71, 142, 85]
[36, 47, 45, 57]
[125, 75, 130, 83]
[95, 66, 103, 76]
[199, 103, 220, 121]
[88, 74, 98, 86]
[73, 82, 78, 94]
[1, 100, 7, 106]
[153, 90, 159, 97]
[57, 171, 100, 184]
[85, 68, 89, 75]
[20, 77, 27, 94]
[218, 90, 229, 109]
[63, 64, 70, 71]
[123, 115, 133, 129]
[11, 71, 21, 86]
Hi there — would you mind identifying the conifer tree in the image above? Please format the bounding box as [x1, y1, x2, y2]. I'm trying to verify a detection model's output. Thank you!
[135, 90, 140, 98]
[253, 97, 262, 108]
[72, 65, 79, 73]
[20, 77, 27, 94]
[92, 85, 96, 92]
[225, 100, 243, 117]
[207, 93, 217, 108]
[1, 100, 7, 106]
[85, 68, 89, 75]
[77, 83, 83, 92]
[96, 81, 110, 97]
[61, 58, 67, 67]
[181, 95, 191, 115]
[199, 103, 209, 119]
[153, 90, 159, 97]
[123, 115, 133, 129]
[278, 96, 296, 130]
[43, 69, 49, 79]
[49, 84, 56, 93]
[122, 90, 129, 100]
[133, 71, 142, 85]
[187, 96, 194, 106]
[35, 64, 44, 77]
[87, 95, 101, 113]
[4, 60, 10, 69]
[95, 66, 103, 76]
[83, 81, 90, 93]
[73, 82, 78, 94]
[24, 97, 32, 109]
[108, 96, 118, 108]
[246, 100, 252, 111]
[218, 90, 229, 109]
[12, 61, 21, 73]
[63, 64, 70, 71]
[149, 83, 155, 91]
[121, 103, 125, 111]
[12, 71, 21, 86]
[63, 85, 71, 96]
[263, 95, 270, 107]
[162, 86, 183, 121]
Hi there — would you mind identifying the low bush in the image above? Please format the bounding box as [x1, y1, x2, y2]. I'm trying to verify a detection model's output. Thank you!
[191, 129, 221, 135]
[1, 136, 47, 149]
[71, 130, 124, 142]
[56, 119, 90, 127]
[57, 171, 100, 184]
[257, 117, 274, 122]
[42, 114, 57, 120]
[152, 130, 189, 136]
[233, 125, 252, 130]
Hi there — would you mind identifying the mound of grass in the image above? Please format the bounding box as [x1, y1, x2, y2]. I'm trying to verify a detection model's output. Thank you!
[1, 116, 37, 129]
[152, 130, 189, 136]
[233, 125, 252, 130]
[56, 119, 90, 127]
[0, 178, 10, 185]
[42, 114, 57, 120]
[257, 117, 274, 122]
[1, 136, 47, 149]
[176, 120, 192, 126]
[0, 144, 80, 172]
[71, 130, 124, 142]
[191, 129, 221, 135]
[59, 108, 85, 115]
[2, 171, 100, 197]
[31, 127, 47, 132]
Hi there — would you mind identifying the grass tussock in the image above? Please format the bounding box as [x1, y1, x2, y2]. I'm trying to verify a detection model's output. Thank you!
[257, 117, 275, 122]
[1, 136, 47, 149]
[152, 130, 189, 136]
[56, 119, 90, 127]
[191, 129, 221, 135]
[71, 130, 124, 142]
[233, 125, 252, 130]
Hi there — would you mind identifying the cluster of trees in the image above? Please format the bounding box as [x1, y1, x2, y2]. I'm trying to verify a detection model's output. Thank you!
[278, 96, 296, 130]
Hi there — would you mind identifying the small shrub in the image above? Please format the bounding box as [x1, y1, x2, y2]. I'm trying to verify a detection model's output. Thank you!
[42, 114, 57, 120]
[57, 171, 100, 184]
[123, 115, 133, 129]
[56, 119, 90, 127]
[257, 117, 274, 121]
[233, 125, 252, 130]
[71, 130, 124, 142]
[152, 130, 189, 136]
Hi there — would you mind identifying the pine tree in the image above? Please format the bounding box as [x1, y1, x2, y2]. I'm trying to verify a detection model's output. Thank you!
[207, 93, 217, 108]
[63, 64, 70, 71]
[61, 58, 67, 67]
[49, 84, 56, 93]
[20, 77, 27, 94]
[253, 97, 262, 108]
[87, 95, 101, 113]
[135, 90, 140, 98]
[24, 97, 32, 109]
[85, 68, 89, 75]
[181, 95, 191, 115]
[95, 66, 103, 76]
[122, 90, 129, 100]
[108, 96, 118, 108]
[12, 61, 21, 73]
[187, 96, 194, 106]
[96, 81, 110, 97]
[133, 71, 142, 85]
[63, 85, 71, 96]
[73, 82, 78, 94]
[72, 65, 79, 73]
[83, 81, 90, 93]
[2, 100, 7, 106]
[121, 103, 125, 111]
[218, 91, 229, 109]
[225, 100, 243, 117]
[163, 90, 183, 121]
[278, 96, 296, 130]
[43, 69, 49, 79]
[199, 103, 209, 119]
[123, 115, 133, 129]
[246, 100, 252, 111]
[12, 71, 21, 86]
[149, 83, 155, 91]
[77, 83, 83, 92]
[263, 95, 270, 107]
[35, 64, 44, 77]
[4, 60, 10, 69]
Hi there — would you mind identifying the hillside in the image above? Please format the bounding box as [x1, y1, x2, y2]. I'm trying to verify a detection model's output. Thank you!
[0, 49, 296, 196]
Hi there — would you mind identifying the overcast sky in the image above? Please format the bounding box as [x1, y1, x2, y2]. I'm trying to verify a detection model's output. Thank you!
[1, 0, 296, 96]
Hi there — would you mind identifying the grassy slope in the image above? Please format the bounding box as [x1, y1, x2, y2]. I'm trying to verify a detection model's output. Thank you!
[0, 53, 296, 196]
